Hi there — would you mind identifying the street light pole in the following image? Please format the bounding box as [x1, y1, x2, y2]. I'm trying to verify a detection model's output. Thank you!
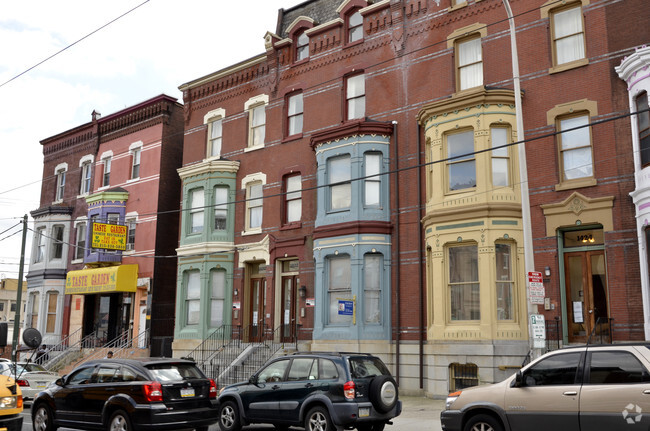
[11, 215, 28, 363]
[502, 0, 539, 355]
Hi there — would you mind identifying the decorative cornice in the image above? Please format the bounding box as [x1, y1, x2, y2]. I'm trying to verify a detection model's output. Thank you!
[417, 88, 517, 126]
[178, 159, 241, 180]
[422, 202, 522, 228]
[310, 119, 394, 150]
[30, 206, 74, 218]
[313, 220, 392, 239]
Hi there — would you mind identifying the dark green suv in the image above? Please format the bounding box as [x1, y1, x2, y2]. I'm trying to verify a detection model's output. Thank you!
[217, 352, 401, 431]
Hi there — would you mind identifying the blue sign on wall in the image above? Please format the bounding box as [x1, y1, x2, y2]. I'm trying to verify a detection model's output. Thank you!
[338, 300, 354, 316]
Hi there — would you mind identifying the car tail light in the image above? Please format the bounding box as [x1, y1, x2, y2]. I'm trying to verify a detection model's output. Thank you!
[15, 379, 28, 387]
[344, 380, 355, 400]
[143, 381, 163, 402]
[209, 379, 217, 399]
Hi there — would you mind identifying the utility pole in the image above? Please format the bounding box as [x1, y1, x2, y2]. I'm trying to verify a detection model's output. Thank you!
[11, 215, 27, 363]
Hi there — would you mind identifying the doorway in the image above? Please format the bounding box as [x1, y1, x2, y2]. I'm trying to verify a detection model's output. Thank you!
[281, 276, 298, 342]
[248, 263, 266, 342]
[564, 250, 609, 343]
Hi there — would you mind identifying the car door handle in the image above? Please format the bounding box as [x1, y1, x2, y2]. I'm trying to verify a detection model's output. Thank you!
[305, 383, 314, 388]
[563, 391, 578, 396]
[272, 385, 281, 390]
[643, 390, 650, 395]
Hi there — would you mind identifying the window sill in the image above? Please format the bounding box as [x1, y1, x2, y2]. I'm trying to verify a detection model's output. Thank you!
[549, 58, 589, 75]
[555, 177, 597, 191]
[76, 193, 89, 199]
[71, 258, 83, 265]
[244, 144, 265, 153]
[282, 133, 303, 144]
[281, 222, 302, 231]
[52, 199, 63, 205]
[98, 185, 110, 191]
[292, 58, 309, 67]
[127, 177, 140, 183]
[448, 1, 468, 12]
[241, 228, 262, 236]
[343, 39, 363, 50]
[445, 186, 477, 196]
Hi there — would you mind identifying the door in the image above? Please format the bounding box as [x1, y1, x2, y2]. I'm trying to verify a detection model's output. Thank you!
[243, 359, 290, 422]
[281, 276, 297, 342]
[564, 251, 610, 343]
[138, 305, 147, 348]
[249, 277, 265, 342]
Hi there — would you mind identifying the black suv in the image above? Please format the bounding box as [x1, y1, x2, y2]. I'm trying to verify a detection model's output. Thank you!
[31, 357, 218, 431]
[217, 352, 401, 431]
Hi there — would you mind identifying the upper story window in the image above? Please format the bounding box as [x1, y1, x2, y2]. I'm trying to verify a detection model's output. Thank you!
[185, 270, 200, 325]
[46, 291, 58, 333]
[457, 36, 483, 91]
[329, 155, 352, 210]
[210, 269, 226, 327]
[130, 145, 142, 179]
[50, 225, 64, 260]
[558, 113, 593, 181]
[636, 91, 650, 167]
[287, 92, 304, 137]
[214, 186, 228, 231]
[296, 30, 309, 61]
[74, 221, 86, 261]
[190, 189, 204, 234]
[284, 174, 302, 224]
[495, 243, 514, 320]
[126, 217, 136, 251]
[363, 253, 382, 324]
[346, 73, 365, 120]
[102, 156, 112, 187]
[491, 127, 510, 187]
[348, 10, 363, 43]
[448, 243, 480, 321]
[54, 164, 67, 202]
[364, 152, 381, 207]
[328, 254, 351, 324]
[245, 95, 268, 150]
[204, 108, 226, 159]
[247, 182, 263, 230]
[79, 157, 93, 195]
[551, 4, 585, 66]
[35, 227, 45, 263]
[446, 130, 476, 191]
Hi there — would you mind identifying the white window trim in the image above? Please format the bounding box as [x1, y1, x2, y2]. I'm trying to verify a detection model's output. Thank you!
[99, 152, 113, 191]
[72, 217, 88, 264]
[78, 155, 94, 197]
[245, 95, 269, 152]
[204, 108, 226, 160]
[241, 172, 267, 236]
[124, 211, 138, 254]
[54, 163, 68, 204]
[128, 141, 143, 182]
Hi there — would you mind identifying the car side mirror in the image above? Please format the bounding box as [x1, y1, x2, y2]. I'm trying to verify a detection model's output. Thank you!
[55, 377, 65, 387]
[249, 375, 258, 385]
[512, 370, 523, 387]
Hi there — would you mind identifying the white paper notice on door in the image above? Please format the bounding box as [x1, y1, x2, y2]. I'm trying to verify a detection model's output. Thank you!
[573, 301, 584, 323]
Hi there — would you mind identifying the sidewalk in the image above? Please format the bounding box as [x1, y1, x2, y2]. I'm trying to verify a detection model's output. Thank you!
[391, 396, 445, 431]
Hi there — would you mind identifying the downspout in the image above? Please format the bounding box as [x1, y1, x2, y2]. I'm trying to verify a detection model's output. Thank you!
[418, 123, 424, 389]
[392, 121, 400, 383]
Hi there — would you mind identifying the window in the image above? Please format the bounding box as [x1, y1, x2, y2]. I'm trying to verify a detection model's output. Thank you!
[258, 360, 290, 383]
[587, 351, 650, 384]
[296, 30, 309, 61]
[559, 114, 593, 180]
[491, 127, 510, 187]
[288, 358, 317, 381]
[102, 157, 111, 187]
[68, 366, 94, 385]
[636, 92, 650, 167]
[364, 153, 381, 207]
[35, 227, 45, 263]
[495, 243, 513, 320]
[46, 292, 57, 333]
[30, 293, 39, 329]
[185, 270, 200, 325]
[10, 302, 15, 313]
[247, 182, 263, 230]
[75, 222, 86, 260]
[364, 253, 382, 324]
[447, 130, 476, 191]
[80, 161, 92, 195]
[131, 148, 141, 179]
[448, 244, 479, 321]
[346, 74, 365, 120]
[190, 189, 204, 234]
[249, 104, 266, 148]
[329, 155, 351, 210]
[551, 5, 585, 66]
[55, 168, 66, 201]
[214, 187, 228, 231]
[449, 363, 479, 392]
[348, 10, 363, 43]
[288, 92, 304, 136]
[328, 255, 352, 324]
[51, 225, 64, 260]
[457, 36, 483, 91]
[126, 219, 136, 250]
[284, 174, 302, 224]
[209, 117, 223, 158]
[523, 352, 581, 386]
[210, 269, 225, 327]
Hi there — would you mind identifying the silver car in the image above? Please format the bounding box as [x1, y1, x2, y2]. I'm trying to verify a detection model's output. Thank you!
[0, 362, 59, 401]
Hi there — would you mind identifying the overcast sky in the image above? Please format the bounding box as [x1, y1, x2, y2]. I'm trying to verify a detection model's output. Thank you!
[0, 0, 300, 280]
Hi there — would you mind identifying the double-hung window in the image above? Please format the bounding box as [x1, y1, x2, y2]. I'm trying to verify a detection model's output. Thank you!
[131, 148, 141, 179]
[558, 114, 593, 180]
[448, 244, 480, 321]
[210, 269, 226, 327]
[75, 222, 86, 260]
[328, 255, 352, 324]
[55, 168, 66, 201]
[364, 253, 382, 324]
[247, 183, 263, 230]
[46, 292, 58, 333]
[364, 153, 381, 207]
[346, 74, 365, 120]
[636, 92, 650, 167]
[491, 127, 510, 187]
[103, 157, 111, 187]
[329, 155, 351, 210]
[30, 293, 39, 329]
[284, 174, 302, 224]
[296, 31, 309, 61]
[348, 10, 363, 43]
[551, 5, 585, 66]
[80, 161, 92, 195]
[189, 189, 204, 234]
[51, 225, 64, 260]
[185, 270, 200, 325]
[495, 243, 514, 320]
[35, 227, 46, 263]
[249, 104, 266, 148]
[288, 92, 304, 136]
[126, 218, 136, 251]
[457, 36, 483, 91]
[214, 186, 228, 231]
[447, 130, 476, 191]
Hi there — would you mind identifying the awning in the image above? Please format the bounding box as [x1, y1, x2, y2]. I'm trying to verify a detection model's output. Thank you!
[65, 264, 138, 295]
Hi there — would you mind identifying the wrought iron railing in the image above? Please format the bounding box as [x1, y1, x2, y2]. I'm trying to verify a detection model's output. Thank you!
[70, 329, 130, 366]
[588, 317, 614, 345]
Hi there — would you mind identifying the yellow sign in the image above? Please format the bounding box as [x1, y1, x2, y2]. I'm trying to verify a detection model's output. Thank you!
[92, 222, 127, 251]
[65, 265, 138, 295]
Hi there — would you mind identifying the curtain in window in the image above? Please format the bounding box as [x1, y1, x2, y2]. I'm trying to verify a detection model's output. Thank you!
[330, 156, 351, 209]
[248, 183, 263, 229]
[560, 115, 592, 179]
[459, 38, 483, 90]
[328, 256, 352, 324]
[364, 254, 381, 323]
[186, 271, 200, 325]
[447, 131, 476, 190]
[190, 189, 204, 233]
[449, 245, 480, 320]
[554, 7, 585, 64]
[210, 270, 225, 327]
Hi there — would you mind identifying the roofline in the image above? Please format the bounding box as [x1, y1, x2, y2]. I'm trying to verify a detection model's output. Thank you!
[98, 94, 180, 123]
[178, 54, 267, 92]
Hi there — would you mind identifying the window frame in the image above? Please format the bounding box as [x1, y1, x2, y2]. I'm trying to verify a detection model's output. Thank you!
[185, 270, 201, 326]
[345, 73, 366, 121]
[287, 91, 304, 138]
[35, 227, 46, 263]
[50, 224, 65, 261]
[102, 156, 111, 188]
[283, 174, 302, 225]
[189, 188, 205, 235]
[328, 155, 352, 212]
[447, 242, 480, 322]
[445, 129, 477, 193]
[347, 9, 364, 44]
[295, 29, 310, 62]
[210, 269, 226, 328]
[363, 253, 382, 324]
[327, 254, 352, 325]
[55, 167, 66, 202]
[214, 186, 228, 231]
[30, 292, 40, 330]
[246, 182, 263, 231]
[495, 242, 515, 321]
[549, 3, 586, 69]
[490, 126, 511, 188]
[456, 35, 483, 92]
[131, 147, 141, 179]
[80, 160, 92, 195]
[557, 112, 594, 183]
[363, 152, 382, 208]
[636, 91, 650, 168]
[46, 291, 58, 334]
[74, 221, 87, 261]
[125, 217, 136, 251]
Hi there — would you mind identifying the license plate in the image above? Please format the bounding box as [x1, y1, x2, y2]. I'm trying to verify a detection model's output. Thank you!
[359, 407, 370, 417]
[180, 388, 195, 398]
[36, 382, 47, 388]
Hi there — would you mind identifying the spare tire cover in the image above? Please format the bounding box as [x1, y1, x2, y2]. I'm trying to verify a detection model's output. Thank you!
[368, 375, 398, 413]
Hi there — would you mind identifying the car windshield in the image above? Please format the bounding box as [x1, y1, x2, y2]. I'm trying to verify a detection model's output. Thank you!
[17, 363, 47, 373]
[146, 363, 204, 382]
[349, 357, 390, 379]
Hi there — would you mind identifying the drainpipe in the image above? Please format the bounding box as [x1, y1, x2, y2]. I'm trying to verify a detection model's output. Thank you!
[417, 124, 424, 389]
[392, 121, 400, 383]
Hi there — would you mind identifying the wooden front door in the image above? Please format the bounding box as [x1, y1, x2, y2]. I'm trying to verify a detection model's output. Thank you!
[249, 277, 265, 342]
[281, 276, 297, 342]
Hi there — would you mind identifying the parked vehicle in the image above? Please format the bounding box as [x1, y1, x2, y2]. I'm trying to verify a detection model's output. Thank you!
[217, 352, 401, 431]
[0, 362, 59, 401]
[441, 343, 650, 431]
[31, 357, 218, 431]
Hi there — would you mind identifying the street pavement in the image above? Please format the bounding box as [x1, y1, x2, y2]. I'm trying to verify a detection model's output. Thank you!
[20, 396, 445, 431]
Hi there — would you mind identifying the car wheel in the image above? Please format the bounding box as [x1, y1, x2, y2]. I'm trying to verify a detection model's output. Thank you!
[33, 403, 57, 431]
[368, 376, 398, 413]
[305, 406, 334, 431]
[219, 400, 242, 431]
[108, 409, 132, 431]
[464, 414, 504, 431]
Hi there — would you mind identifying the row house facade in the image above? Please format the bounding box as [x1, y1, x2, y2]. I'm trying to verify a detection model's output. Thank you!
[173, 0, 648, 397]
[26, 95, 184, 357]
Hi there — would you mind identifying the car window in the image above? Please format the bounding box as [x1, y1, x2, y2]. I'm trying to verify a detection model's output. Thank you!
[587, 351, 650, 384]
[349, 357, 390, 378]
[21, 363, 46, 372]
[95, 366, 120, 383]
[523, 352, 581, 386]
[288, 358, 316, 381]
[257, 360, 289, 383]
[121, 366, 140, 382]
[319, 359, 338, 380]
[68, 366, 94, 385]
[146, 363, 204, 382]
